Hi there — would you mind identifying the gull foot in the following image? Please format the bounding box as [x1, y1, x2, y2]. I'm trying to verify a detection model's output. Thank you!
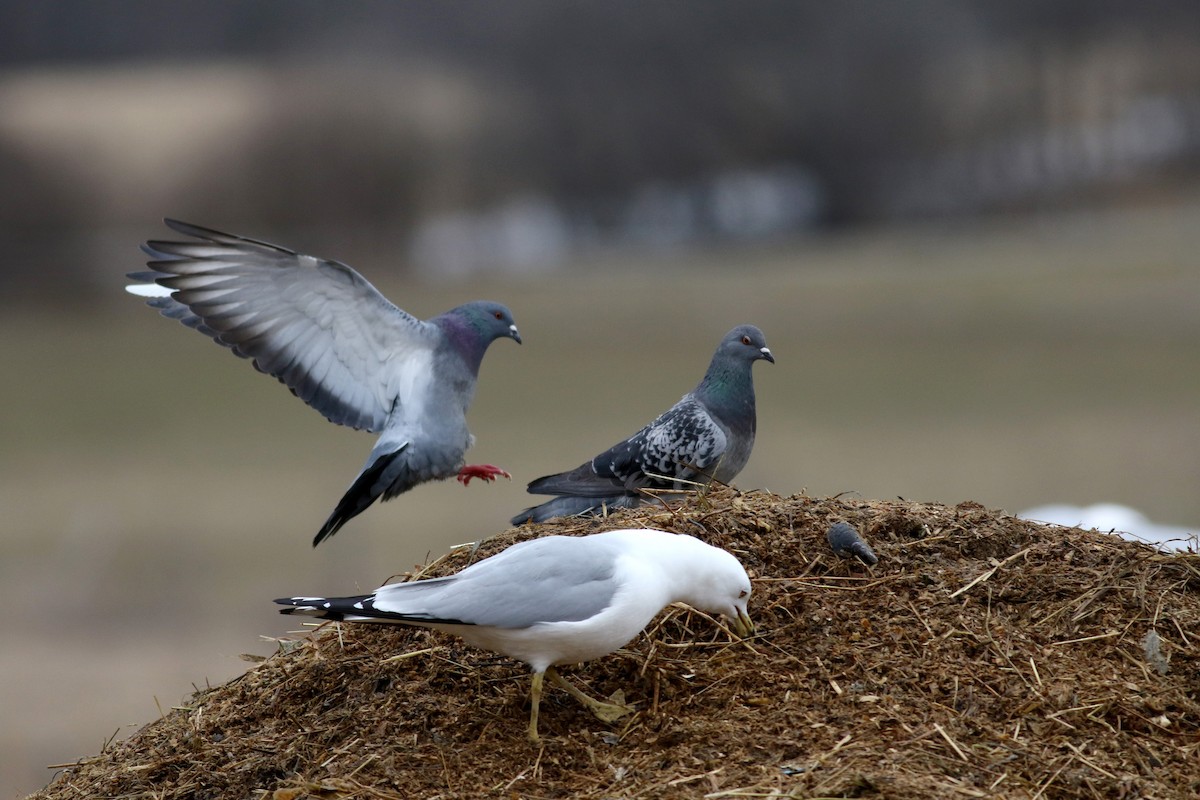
[457, 464, 512, 486]
[587, 699, 635, 723]
[547, 670, 635, 723]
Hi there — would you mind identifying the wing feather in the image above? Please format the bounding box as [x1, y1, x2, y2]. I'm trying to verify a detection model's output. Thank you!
[527, 396, 728, 497]
[129, 219, 437, 432]
[601, 397, 727, 486]
[371, 536, 621, 629]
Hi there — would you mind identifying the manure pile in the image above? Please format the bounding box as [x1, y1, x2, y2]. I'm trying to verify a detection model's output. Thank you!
[32, 490, 1200, 799]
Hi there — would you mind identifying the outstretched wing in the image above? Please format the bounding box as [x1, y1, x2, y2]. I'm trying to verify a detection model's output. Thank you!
[528, 396, 728, 497]
[128, 219, 436, 433]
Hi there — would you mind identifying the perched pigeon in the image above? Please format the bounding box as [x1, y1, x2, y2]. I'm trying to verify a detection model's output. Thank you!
[826, 522, 878, 566]
[127, 219, 522, 546]
[276, 528, 754, 742]
[512, 325, 773, 525]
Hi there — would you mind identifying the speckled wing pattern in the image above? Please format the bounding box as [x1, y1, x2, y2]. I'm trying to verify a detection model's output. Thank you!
[586, 395, 728, 493]
[130, 219, 436, 434]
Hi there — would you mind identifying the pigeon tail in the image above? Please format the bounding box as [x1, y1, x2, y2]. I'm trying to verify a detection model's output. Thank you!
[511, 495, 643, 526]
[313, 446, 409, 546]
[524, 463, 628, 498]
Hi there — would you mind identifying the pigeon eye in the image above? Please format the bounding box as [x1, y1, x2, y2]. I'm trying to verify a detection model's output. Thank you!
[738, 589, 748, 598]
[494, 311, 504, 320]
[741, 335, 752, 345]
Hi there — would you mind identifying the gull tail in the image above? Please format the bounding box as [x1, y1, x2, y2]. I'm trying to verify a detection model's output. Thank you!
[275, 595, 377, 622]
[275, 594, 462, 626]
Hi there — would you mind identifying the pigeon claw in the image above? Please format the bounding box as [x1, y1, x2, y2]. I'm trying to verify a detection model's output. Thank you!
[457, 464, 512, 486]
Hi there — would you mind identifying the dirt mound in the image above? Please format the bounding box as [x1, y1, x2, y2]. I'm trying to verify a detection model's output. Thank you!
[31, 490, 1200, 799]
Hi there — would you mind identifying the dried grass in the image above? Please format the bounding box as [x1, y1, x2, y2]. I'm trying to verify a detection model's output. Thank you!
[31, 489, 1200, 799]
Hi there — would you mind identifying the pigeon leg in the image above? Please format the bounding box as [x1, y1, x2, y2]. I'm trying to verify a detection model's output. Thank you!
[528, 670, 545, 744]
[547, 667, 634, 723]
[457, 464, 512, 485]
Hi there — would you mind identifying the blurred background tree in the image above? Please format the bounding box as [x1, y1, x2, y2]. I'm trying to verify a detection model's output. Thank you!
[3, 0, 1199, 292]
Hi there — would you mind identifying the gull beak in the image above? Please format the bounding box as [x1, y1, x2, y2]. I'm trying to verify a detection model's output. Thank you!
[731, 607, 755, 638]
[510, 324, 523, 345]
[759, 347, 774, 364]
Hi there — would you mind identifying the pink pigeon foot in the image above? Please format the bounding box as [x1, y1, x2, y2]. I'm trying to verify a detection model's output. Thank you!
[457, 464, 512, 486]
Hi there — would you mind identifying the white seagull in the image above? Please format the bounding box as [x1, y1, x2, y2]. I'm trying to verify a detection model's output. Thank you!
[276, 528, 755, 742]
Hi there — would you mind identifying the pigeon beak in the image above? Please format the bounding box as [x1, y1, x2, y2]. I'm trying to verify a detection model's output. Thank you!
[509, 325, 522, 344]
[731, 607, 755, 638]
[759, 347, 774, 364]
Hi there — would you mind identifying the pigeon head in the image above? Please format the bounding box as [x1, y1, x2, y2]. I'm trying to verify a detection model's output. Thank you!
[696, 324, 773, 407]
[720, 324, 774, 365]
[457, 300, 522, 345]
[435, 301, 522, 373]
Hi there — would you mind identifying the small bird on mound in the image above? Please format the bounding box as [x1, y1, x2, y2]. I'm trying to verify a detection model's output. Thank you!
[826, 521, 879, 566]
[275, 528, 754, 743]
[512, 325, 773, 525]
[126, 219, 521, 546]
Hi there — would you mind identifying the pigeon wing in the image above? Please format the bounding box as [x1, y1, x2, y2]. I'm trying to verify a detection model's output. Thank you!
[607, 397, 728, 487]
[528, 397, 728, 497]
[130, 219, 437, 433]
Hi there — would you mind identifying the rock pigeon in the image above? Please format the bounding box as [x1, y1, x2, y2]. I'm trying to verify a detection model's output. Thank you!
[826, 521, 878, 566]
[512, 325, 773, 525]
[127, 219, 521, 546]
[276, 528, 754, 742]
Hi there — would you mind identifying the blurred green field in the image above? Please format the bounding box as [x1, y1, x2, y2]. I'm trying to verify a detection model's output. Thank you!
[3, 203, 1199, 796]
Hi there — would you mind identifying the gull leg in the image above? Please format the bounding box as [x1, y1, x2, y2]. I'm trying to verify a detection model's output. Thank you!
[457, 464, 512, 485]
[528, 670, 544, 744]
[547, 667, 634, 723]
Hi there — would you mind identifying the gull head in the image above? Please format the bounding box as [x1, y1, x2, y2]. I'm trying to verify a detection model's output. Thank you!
[671, 535, 754, 637]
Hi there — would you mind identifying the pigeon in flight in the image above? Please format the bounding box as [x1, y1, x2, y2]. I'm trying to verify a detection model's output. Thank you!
[826, 521, 879, 566]
[127, 219, 521, 546]
[276, 528, 754, 742]
[512, 325, 773, 525]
